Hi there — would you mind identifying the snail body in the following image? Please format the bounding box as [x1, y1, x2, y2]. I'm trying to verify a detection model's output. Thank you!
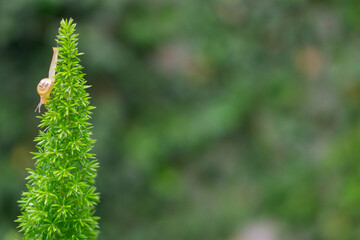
[35, 47, 59, 113]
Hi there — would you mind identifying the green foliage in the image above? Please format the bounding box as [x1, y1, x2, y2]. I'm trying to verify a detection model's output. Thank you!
[16, 19, 99, 239]
[0, 1, 359, 239]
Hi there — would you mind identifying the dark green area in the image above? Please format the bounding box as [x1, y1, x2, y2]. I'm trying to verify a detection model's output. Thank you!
[1, 0, 360, 239]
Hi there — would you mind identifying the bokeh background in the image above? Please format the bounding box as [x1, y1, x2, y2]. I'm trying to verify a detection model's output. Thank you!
[1, 0, 360, 239]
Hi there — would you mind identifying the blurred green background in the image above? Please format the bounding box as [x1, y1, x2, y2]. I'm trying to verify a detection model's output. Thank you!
[1, 0, 360, 239]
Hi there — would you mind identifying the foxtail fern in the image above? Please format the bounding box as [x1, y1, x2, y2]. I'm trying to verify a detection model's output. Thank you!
[17, 19, 100, 239]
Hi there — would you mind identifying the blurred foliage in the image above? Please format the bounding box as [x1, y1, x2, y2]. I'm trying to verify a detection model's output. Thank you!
[1, 0, 360, 239]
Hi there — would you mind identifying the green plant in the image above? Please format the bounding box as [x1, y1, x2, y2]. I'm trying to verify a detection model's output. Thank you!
[16, 19, 100, 239]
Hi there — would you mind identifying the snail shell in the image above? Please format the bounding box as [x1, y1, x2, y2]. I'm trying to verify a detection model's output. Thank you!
[37, 78, 53, 104]
[35, 78, 54, 113]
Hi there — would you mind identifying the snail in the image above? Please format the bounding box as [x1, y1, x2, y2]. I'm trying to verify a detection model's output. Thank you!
[35, 47, 59, 113]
